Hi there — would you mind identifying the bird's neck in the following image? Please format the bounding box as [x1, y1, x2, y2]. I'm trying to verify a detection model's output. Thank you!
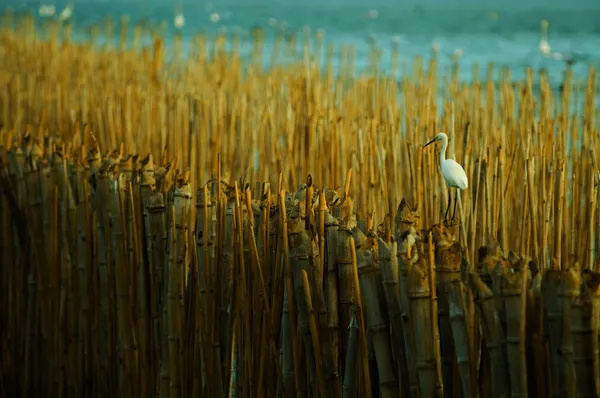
[439, 141, 447, 163]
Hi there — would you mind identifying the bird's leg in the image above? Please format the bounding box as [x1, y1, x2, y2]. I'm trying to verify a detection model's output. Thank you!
[453, 190, 458, 220]
[444, 189, 451, 220]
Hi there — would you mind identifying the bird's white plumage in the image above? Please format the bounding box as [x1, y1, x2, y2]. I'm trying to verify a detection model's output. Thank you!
[38, 4, 56, 17]
[425, 132, 468, 190]
[174, 13, 185, 28]
[424, 132, 468, 220]
[58, 5, 72, 21]
[442, 158, 468, 189]
[539, 20, 551, 55]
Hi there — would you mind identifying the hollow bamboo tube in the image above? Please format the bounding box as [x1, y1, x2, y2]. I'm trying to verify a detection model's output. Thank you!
[378, 238, 410, 397]
[342, 307, 360, 398]
[355, 235, 399, 397]
[405, 231, 440, 398]
[469, 271, 510, 398]
[501, 255, 530, 397]
[395, 198, 421, 397]
[447, 280, 477, 398]
[348, 236, 373, 397]
[430, 224, 461, 398]
[570, 269, 600, 395]
[543, 266, 578, 398]
[278, 190, 302, 398]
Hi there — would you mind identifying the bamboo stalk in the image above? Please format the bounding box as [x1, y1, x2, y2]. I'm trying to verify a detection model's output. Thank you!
[502, 254, 530, 397]
[430, 224, 462, 398]
[543, 266, 578, 398]
[405, 229, 440, 398]
[447, 280, 478, 398]
[571, 269, 600, 395]
[279, 190, 302, 398]
[348, 236, 373, 397]
[469, 271, 510, 398]
[342, 306, 360, 398]
[378, 237, 410, 397]
[110, 171, 138, 396]
[395, 200, 421, 397]
[356, 232, 399, 397]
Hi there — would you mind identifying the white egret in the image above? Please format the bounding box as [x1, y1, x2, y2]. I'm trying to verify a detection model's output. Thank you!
[539, 20, 551, 56]
[537, 19, 577, 65]
[38, 4, 56, 17]
[58, 2, 73, 22]
[174, 7, 185, 29]
[423, 132, 468, 220]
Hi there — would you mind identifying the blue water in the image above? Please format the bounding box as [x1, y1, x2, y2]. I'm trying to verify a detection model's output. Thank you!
[2, 1, 600, 87]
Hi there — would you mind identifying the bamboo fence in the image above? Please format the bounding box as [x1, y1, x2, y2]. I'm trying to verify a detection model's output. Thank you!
[1, 11, 600, 398]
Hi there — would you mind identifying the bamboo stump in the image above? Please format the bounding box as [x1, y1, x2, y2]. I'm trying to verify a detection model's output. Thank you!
[407, 240, 443, 398]
[501, 255, 531, 398]
[288, 201, 319, 396]
[571, 269, 600, 397]
[469, 271, 510, 398]
[395, 199, 421, 398]
[431, 223, 463, 398]
[378, 236, 411, 397]
[543, 265, 579, 398]
[448, 280, 477, 398]
[356, 232, 399, 398]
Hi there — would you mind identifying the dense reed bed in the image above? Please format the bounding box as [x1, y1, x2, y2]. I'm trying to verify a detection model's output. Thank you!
[1, 11, 600, 398]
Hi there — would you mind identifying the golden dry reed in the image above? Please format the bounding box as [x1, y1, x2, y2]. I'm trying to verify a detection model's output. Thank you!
[1, 10, 600, 398]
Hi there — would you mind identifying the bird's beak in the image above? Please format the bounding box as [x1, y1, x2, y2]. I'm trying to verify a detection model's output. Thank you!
[423, 137, 437, 148]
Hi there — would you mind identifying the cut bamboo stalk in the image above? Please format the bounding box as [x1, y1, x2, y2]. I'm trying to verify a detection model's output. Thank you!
[406, 229, 441, 398]
[279, 190, 303, 398]
[109, 171, 138, 397]
[571, 269, 600, 395]
[279, 287, 295, 398]
[356, 232, 399, 397]
[527, 261, 546, 398]
[80, 149, 96, 395]
[447, 280, 478, 398]
[395, 199, 421, 397]
[469, 271, 510, 398]
[90, 152, 114, 396]
[342, 307, 360, 398]
[542, 265, 578, 398]
[147, 186, 170, 398]
[348, 235, 373, 397]
[287, 198, 320, 395]
[427, 231, 444, 398]
[221, 200, 236, 384]
[430, 223, 462, 398]
[502, 254, 530, 398]
[588, 270, 600, 397]
[299, 269, 328, 398]
[308, 234, 341, 397]
[377, 237, 410, 397]
[560, 264, 579, 398]
[196, 184, 216, 393]
[243, 187, 285, 396]
[167, 174, 192, 398]
[21, 142, 44, 396]
[337, 210, 355, 378]
[324, 204, 342, 388]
